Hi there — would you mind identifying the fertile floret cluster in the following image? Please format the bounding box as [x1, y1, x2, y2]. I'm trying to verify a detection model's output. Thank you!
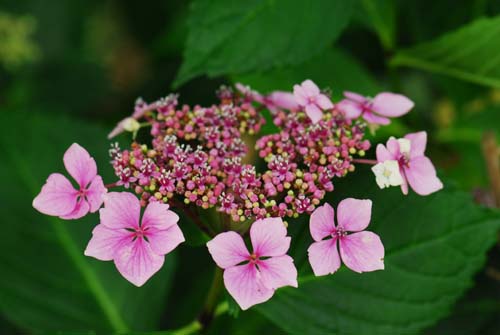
[109, 84, 370, 222]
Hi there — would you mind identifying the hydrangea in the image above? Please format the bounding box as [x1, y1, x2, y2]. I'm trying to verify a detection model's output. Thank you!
[33, 80, 442, 312]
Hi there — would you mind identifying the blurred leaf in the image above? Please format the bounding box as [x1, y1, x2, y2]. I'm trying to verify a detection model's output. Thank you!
[0, 111, 177, 332]
[174, 0, 353, 87]
[391, 16, 500, 88]
[235, 48, 379, 99]
[357, 0, 396, 50]
[257, 167, 500, 334]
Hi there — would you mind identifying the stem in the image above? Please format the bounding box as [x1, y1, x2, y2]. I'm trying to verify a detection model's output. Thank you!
[104, 182, 119, 189]
[352, 158, 378, 165]
[481, 132, 500, 207]
[198, 267, 224, 330]
[171, 198, 216, 237]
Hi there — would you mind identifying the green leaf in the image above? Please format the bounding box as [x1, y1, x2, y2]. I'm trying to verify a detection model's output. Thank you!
[0, 112, 177, 332]
[357, 0, 396, 50]
[235, 48, 379, 99]
[391, 16, 500, 88]
[257, 168, 500, 334]
[174, 0, 353, 87]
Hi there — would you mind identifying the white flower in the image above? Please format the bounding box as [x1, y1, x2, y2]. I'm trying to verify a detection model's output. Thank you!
[122, 117, 141, 133]
[372, 160, 403, 189]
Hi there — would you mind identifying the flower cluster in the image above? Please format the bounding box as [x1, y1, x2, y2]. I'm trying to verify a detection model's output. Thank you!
[33, 79, 443, 311]
[109, 81, 372, 223]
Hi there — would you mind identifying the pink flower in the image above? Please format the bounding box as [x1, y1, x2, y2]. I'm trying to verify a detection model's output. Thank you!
[108, 97, 153, 139]
[33, 143, 107, 220]
[266, 91, 299, 112]
[308, 199, 384, 276]
[337, 91, 414, 125]
[85, 192, 184, 286]
[293, 79, 333, 124]
[236, 83, 299, 113]
[376, 131, 443, 195]
[207, 217, 298, 310]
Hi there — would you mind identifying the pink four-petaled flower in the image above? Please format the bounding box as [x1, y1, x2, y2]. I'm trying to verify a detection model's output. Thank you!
[33, 143, 107, 220]
[207, 217, 298, 310]
[85, 192, 185, 286]
[376, 131, 443, 195]
[337, 91, 414, 125]
[308, 199, 384, 276]
[293, 79, 333, 124]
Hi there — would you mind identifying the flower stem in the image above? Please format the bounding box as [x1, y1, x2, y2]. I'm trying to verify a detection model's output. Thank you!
[198, 266, 224, 330]
[352, 158, 378, 165]
[104, 182, 119, 189]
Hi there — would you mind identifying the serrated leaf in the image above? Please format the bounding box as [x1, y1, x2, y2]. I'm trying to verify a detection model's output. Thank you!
[391, 16, 500, 88]
[256, 168, 500, 334]
[174, 0, 353, 87]
[0, 112, 177, 332]
[234, 48, 379, 100]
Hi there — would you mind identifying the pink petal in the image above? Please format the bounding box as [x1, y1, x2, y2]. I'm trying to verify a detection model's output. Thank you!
[344, 91, 366, 103]
[305, 104, 323, 124]
[32, 173, 78, 217]
[293, 84, 308, 105]
[339, 231, 385, 273]
[316, 94, 334, 110]
[147, 225, 185, 256]
[301, 79, 320, 96]
[336, 100, 363, 119]
[307, 239, 341, 276]
[108, 121, 125, 139]
[142, 202, 179, 230]
[259, 255, 298, 289]
[405, 131, 427, 158]
[363, 111, 391, 125]
[386, 137, 401, 157]
[400, 167, 409, 195]
[86, 176, 107, 213]
[84, 224, 131, 261]
[337, 198, 372, 232]
[235, 83, 265, 104]
[250, 217, 290, 257]
[376, 143, 396, 162]
[268, 91, 299, 110]
[63, 143, 97, 188]
[372, 92, 414, 117]
[114, 238, 165, 287]
[60, 198, 90, 220]
[207, 231, 250, 269]
[405, 156, 443, 195]
[309, 203, 335, 242]
[100, 192, 140, 230]
[223, 263, 274, 310]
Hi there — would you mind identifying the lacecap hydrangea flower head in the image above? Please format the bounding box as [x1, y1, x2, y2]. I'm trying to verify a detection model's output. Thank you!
[33, 79, 442, 312]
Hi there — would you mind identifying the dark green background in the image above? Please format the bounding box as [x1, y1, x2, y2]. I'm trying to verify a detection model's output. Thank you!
[1, 0, 499, 334]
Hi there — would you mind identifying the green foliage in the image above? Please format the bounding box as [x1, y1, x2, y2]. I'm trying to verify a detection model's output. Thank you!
[391, 16, 500, 88]
[0, 112, 176, 333]
[235, 48, 379, 99]
[174, 0, 353, 87]
[257, 169, 500, 334]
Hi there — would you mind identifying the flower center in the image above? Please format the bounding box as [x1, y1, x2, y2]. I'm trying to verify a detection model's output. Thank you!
[126, 226, 150, 241]
[249, 253, 259, 264]
[332, 226, 347, 239]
